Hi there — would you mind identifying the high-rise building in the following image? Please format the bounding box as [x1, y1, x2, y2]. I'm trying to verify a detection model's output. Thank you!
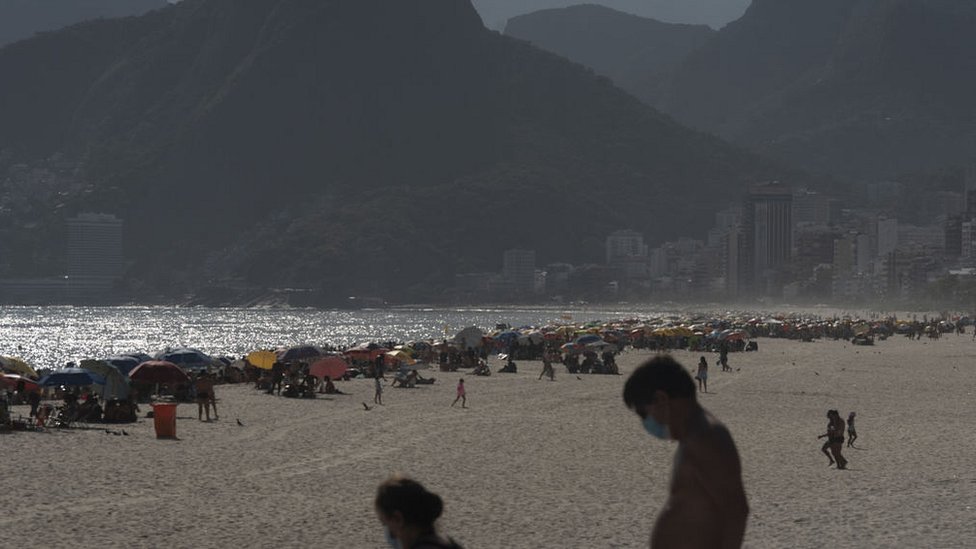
[605, 230, 647, 265]
[66, 213, 124, 302]
[502, 249, 536, 294]
[742, 183, 793, 296]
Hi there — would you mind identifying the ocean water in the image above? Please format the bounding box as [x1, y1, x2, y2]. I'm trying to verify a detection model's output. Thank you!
[0, 305, 661, 369]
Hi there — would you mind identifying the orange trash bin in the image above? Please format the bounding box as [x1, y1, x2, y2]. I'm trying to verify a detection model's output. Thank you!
[151, 403, 177, 439]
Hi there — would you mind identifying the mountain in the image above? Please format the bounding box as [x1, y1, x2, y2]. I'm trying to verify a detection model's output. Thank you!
[0, 0, 791, 303]
[505, 5, 714, 106]
[0, 0, 169, 47]
[471, 0, 750, 30]
[660, 0, 976, 178]
[507, 0, 976, 180]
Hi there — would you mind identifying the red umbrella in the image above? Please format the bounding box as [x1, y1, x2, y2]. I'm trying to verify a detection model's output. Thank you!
[129, 361, 191, 385]
[0, 373, 40, 392]
[309, 356, 349, 380]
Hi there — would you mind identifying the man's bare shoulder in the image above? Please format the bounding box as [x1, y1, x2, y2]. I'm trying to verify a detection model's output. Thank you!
[682, 411, 741, 469]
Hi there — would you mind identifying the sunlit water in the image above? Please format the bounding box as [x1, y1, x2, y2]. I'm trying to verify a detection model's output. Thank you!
[0, 305, 665, 369]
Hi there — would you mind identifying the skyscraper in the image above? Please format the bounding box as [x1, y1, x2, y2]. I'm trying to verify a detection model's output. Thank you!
[502, 248, 536, 295]
[742, 183, 792, 296]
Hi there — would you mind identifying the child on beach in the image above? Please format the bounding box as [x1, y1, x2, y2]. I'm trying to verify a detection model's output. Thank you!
[451, 378, 466, 408]
[847, 412, 857, 447]
[374, 374, 383, 405]
[696, 356, 708, 393]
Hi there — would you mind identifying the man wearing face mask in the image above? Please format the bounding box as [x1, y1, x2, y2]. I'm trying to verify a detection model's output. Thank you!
[623, 355, 749, 548]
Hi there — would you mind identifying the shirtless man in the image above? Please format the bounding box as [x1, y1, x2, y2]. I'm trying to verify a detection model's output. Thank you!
[623, 355, 749, 548]
[195, 372, 215, 421]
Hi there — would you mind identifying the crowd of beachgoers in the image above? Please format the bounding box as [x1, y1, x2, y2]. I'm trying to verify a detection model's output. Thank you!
[0, 310, 969, 431]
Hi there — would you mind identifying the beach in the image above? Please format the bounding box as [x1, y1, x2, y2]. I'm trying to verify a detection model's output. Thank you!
[3, 334, 975, 548]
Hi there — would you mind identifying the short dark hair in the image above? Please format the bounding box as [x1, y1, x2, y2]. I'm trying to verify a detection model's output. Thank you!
[623, 355, 696, 410]
[375, 475, 444, 529]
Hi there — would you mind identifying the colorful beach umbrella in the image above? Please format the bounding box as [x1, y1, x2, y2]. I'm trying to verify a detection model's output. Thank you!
[129, 361, 191, 385]
[0, 373, 40, 392]
[246, 350, 278, 370]
[309, 356, 349, 380]
[0, 356, 38, 379]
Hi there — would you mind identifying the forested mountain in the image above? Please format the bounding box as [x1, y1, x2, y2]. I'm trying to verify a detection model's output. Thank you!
[505, 5, 713, 105]
[472, 0, 750, 30]
[512, 0, 976, 180]
[0, 0, 168, 47]
[0, 0, 790, 303]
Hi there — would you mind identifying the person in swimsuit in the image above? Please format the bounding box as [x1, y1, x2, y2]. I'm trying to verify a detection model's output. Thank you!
[817, 410, 848, 469]
[451, 378, 466, 408]
[623, 355, 749, 548]
[696, 356, 708, 393]
[195, 372, 215, 421]
[847, 412, 857, 447]
[374, 374, 383, 405]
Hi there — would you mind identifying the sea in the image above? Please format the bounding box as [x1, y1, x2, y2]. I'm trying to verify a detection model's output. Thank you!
[0, 305, 665, 369]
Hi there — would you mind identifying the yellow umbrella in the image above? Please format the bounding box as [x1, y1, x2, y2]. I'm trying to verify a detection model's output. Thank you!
[385, 350, 416, 365]
[246, 350, 277, 370]
[0, 356, 38, 379]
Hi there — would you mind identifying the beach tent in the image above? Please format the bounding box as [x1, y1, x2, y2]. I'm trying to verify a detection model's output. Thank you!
[80, 359, 129, 401]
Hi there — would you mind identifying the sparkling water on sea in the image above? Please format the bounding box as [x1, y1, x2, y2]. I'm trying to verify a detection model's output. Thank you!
[0, 305, 662, 370]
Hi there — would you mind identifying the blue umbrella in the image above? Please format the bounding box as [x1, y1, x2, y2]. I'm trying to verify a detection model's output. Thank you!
[106, 356, 141, 375]
[575, 334, 602, 345]
[155, 348, 215, 372]
[38, 367, 106, 387]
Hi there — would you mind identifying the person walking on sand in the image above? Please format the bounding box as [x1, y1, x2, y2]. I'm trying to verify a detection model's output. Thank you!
[696, 356, 708, 393]
[623, 355, 749, 548]
[374, 374, 384, 406]
[846, 411, 857, 447]
[451, 378, 466, 408]
[195, 372, 215, 421]
[539, 353, 555, 381]
[817, 410, 848, 469]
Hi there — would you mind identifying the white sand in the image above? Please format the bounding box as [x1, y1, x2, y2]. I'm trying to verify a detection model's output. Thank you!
[3, 335, 975, 548]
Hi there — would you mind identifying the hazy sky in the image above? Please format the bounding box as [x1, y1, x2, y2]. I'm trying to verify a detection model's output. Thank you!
[471, 0, 752, 30]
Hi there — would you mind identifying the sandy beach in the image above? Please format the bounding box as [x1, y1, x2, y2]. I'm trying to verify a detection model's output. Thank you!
[3, 334, 975, 548]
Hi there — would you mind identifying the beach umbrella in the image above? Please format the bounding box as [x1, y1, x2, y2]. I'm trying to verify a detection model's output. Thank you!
[129, 361, 191, 385]
[309, 356, 349, 380]
[0, 373, 40, 392]
[246, 350, 277, 370]
[277, 345, 326, 362]
[453, 326, 484, 349]
[575, 334, 602, 345]
[105, 356, 141, 376]
[80, 360, 129, 401]
[156, 348, 215, 372]
[38, 367, 105, 387]
[384, 350, 416, 366]
[0, 356, 38, 379]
